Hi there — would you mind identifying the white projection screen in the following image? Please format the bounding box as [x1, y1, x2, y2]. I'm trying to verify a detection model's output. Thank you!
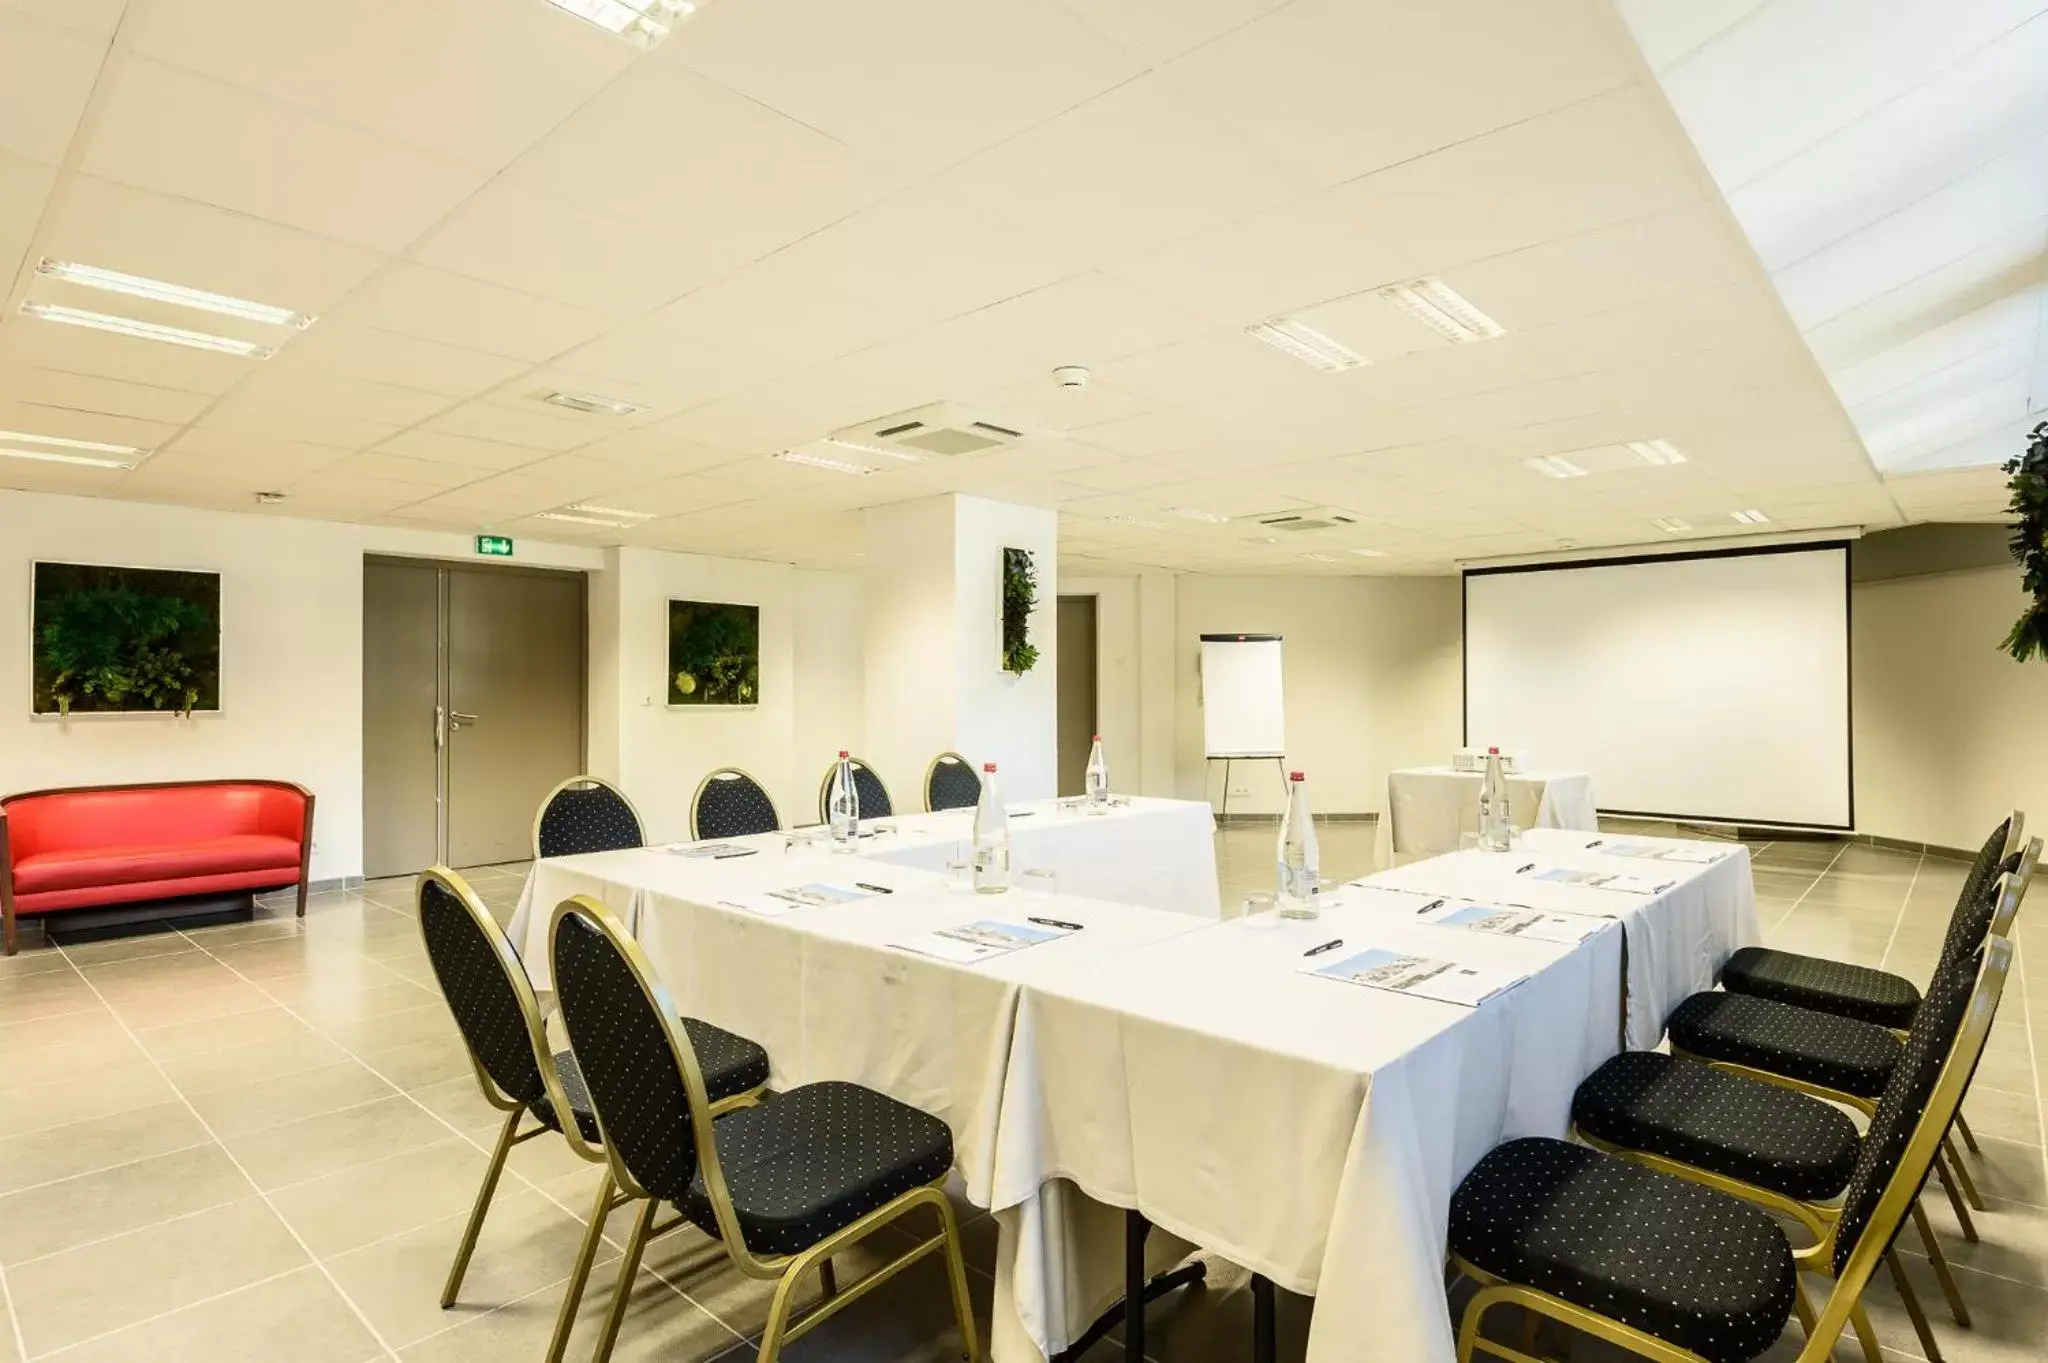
[1464, 544, 1852, 829]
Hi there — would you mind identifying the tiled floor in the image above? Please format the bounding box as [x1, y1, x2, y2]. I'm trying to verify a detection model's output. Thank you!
[0, 824, 2042, 1363]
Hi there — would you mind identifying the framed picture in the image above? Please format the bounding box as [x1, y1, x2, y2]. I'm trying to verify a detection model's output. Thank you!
[32, 560, 222, 716]
[667, 599, 760, 707]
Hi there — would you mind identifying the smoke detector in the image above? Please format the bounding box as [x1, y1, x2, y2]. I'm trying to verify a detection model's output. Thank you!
[1051, 365, 1091, 390]
[830, 401, 1033, 459]
[254, 491, 287, 505]
[1237, 507, 1362, 534]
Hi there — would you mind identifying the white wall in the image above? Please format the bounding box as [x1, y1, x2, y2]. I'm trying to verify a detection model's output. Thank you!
[953, 496, 1058, 800]
[0, 488, 601, 882]
[862, 497, 960, 805]
[1852, 564, 2048, 849]
[791, 569, 866, 816]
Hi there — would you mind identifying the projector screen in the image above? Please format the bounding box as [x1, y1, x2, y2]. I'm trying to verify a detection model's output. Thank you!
[1201, 634, 1286, 758]
[1464, 544, 1851, 829]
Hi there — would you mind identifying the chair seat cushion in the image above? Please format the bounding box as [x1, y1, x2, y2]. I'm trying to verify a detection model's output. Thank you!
[681, 1081, 953, 1257]
[1450, 1137, 1796, 1363]
[533, 1018, 766, 1143]
[1719, 947, 1920, 1029]
[1666, 991, 1903, 1100]
[1572, 1051, 1861, 1201]
[11, 835, 303, 895]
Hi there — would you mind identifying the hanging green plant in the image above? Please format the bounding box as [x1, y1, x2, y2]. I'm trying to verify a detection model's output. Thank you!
[2000, 421, 2048, 663]
[32, 565, 219, 717]
[1001, 547, 1039, 674]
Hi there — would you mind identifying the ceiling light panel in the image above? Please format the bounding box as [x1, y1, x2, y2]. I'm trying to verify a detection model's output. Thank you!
[1730, 508, 1771, 524]
[1349, 547, 1389, 557]
[566, 503, 656, 520]
[1627, 438, 1687, 466]
[541, 390, 644, 416]
[1379, 278, 1505, 344]
[1107, 515, 1166, 530]
[1171, 507, 1231, 523]
[1650, 517, 1691, 533]
[775, 449, 876, 475]
[36, 259, 314, 328]
[1244, 318, 1369, 372]
[20, 302, 274, 358]
[825, 437, 922, 462]
[1523, 455, 1589, 478]
[541, 0, 698, 47]
[537, 511, 633, 527]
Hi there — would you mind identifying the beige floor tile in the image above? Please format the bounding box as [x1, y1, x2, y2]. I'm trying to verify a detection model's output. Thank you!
[157, 1029, 351, 1097]
[0, 1101, 212, 1197]
[1907, 1191, 2048, 1291]
[0, 942, 72, 979]
[0, 1007, 128, 1057]
[0, 970, 101, 1023]
[0, 1061, 177, 1141]
[356, 1032, 476, 1092]
[268, 1137, 495, 1259]
[129, 1005, 313, 1062]
[290, 978, 442, 1028]
[1866, 1253, 2048, 1362]
[5, 1198, 308, 1356]
[59, 936, 197, 968]
[186, 1059, 402, 1139]
[224, 1094, 450, 1191]
[1962, 1136, 2048, 1209]
[0, 1030, 148, 1093]
[324, 1186, 616, 1348]
[404, 1074, 505, 1136]
[398, 1266, 736, 1363]
[0, 1141, 253, 1266]
[40, 1265, 383, 1363]
[102, 981, 276, 1033]
[1961, 1086, 2044, 1147]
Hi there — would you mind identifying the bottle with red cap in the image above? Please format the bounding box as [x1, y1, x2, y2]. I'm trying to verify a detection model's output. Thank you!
[1478, 745, 1511, 852]
[971, 762, 1010, 893]
[1277, 769, 1320, 920]
[1084, 733, 1109, 811]
[828, 750, 860, 849]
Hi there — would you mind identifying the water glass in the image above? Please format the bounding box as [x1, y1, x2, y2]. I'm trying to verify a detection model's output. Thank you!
[1019, 867, 1058, 898]
[945, 858, 973, 891]
[1241, 891, 1278, 927]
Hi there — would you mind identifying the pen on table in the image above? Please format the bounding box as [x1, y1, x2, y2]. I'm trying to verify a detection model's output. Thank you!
[1584, 839, 1604, 848]
[1514, 862, 1536, 874]
[1414, 897, 1445, 914]
[1302, 938, 1345, 957]
[1029, 916, 1085, 932]
[854, 882, 894, 895]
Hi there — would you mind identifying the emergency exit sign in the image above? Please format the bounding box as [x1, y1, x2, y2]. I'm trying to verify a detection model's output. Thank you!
[475, 534, 514, 557]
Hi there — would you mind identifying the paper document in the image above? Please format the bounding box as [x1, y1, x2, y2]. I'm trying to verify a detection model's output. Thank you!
[1527, 867, 1669, 895]
[662, 842, 759, 860]
[890, 919, 1073, 965]
[723, 882, 877, 917]
[1596, 840, 1729, 865]
[1420, 901, 1607, 944]
[1301, 948, 1524, 1007]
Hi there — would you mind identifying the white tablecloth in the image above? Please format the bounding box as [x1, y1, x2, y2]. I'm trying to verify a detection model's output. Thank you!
[1373, 766, 1598, 869]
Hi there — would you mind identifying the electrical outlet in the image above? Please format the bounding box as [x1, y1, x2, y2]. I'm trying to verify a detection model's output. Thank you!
[1229, 785, 1250, 796]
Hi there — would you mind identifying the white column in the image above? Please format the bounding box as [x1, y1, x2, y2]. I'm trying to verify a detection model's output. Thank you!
[863, 494, 1059, 803]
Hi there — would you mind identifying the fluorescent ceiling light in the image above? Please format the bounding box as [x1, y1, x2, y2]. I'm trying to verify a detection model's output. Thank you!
[37, 258, 312, 328]
[541, 0, 697, 47]
[1108, 515, 1165, 530]
[1302, 552, 1341, 563]
[1245, 318, 1367, 373]
[537, 511, 633, 528]
[1524, 455, 1588, 478]
[541, 390, 643, 416]
[565, 503, 655, 520]
[1730, 508, 1771, 525]
[1651, 517, 1691, 533]
[1379, 278, 1505, 344]
[1349, 547, 1388, 557]
[0, 429, 146, 470]
[20, 301, 273, 358]
[1627, 438, 1687, 466]
[0, 447, 137, 469]
[1171, 508, 1231, 523]
[825, 436, 921, 463]
[775, 449, 874, 476]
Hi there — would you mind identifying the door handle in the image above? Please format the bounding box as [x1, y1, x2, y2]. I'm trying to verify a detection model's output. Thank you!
[450, 711, 479, 731]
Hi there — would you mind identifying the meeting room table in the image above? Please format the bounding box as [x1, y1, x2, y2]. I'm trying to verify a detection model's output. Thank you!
[1373, 764, 1599, 868]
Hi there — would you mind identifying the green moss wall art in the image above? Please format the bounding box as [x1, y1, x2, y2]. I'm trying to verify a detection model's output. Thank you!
[2001, 421, 2048, 663]
[1001, 547, 1039, 675]
[32, 561, 221, 717]
[668, 599, 760, 706]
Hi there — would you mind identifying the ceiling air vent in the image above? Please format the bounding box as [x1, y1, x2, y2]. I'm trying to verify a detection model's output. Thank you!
[1239, 508, 1361, 534]
[832, 402, 1034, 460]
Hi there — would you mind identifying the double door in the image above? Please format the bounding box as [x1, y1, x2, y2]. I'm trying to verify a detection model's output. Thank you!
[363, 557, 586, 878]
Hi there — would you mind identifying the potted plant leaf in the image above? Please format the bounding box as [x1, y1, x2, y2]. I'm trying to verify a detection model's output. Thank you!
[2001, 421, 2048, 662]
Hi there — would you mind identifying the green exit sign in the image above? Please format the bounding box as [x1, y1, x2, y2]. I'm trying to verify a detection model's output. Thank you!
[474, 534, 514, 557]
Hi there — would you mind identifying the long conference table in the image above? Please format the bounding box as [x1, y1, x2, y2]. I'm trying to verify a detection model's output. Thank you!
[506, 798, 1758, 1363]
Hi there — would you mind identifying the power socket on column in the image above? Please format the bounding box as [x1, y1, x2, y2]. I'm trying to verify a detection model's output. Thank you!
[1229, 785, 1251, 797]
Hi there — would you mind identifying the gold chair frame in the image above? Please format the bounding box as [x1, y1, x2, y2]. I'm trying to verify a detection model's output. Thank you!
[689, 766, 783, 841]
[548, 894, 981, 1363]
[922, 751, 979, 813]
[1454, 935, 2015, 1363]
[530, 774, 647, 862]
[815, 755, 893, 825]
[416, 868, 765, 1363]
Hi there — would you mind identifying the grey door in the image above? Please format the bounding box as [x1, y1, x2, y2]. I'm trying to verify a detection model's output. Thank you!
[361, 557, 586, 878]
[1055, 595, 1098, 797]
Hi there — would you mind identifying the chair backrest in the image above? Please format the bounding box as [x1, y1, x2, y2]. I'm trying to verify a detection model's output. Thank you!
[816, 757, 893, 823]
[1988, 836, 2041, 939]
[415, 868, 588, 1153]
[690, 767, 781, 840]
[533, 776, 645, 859]
[1936, 827, 2035, 974]
[925, 751, 981, 813]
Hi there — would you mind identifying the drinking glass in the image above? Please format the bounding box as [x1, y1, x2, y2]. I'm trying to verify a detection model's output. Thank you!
[1241, 891, 1278, 927]
[945, 858, 973, 891]
[1020, 867, 1058, 898]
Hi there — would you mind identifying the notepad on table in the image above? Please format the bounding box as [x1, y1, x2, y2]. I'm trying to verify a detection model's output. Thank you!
[890, 918, 1073, 965]
[723, 882, 877, 917]
[1528, 867, 1668, 895]
[1420, 902, 1607, 944]
[1598, 841, 1729, 865]
[1300, 948, 1524, 1007]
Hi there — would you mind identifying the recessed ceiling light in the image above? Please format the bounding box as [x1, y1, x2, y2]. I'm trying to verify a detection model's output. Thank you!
[1302, 552, 1341, 563]
[1348, 547, 1389, 557]
[1524, 455, 1588, 479]
[1730, 508, 1771, 525]
[1244, 318, 1368, 373]
[1171, 508, 1231, 523]
[540, 390, 644, 416]
[36, 258, 313, 328]
[1108, 515, 1165, 530]
[540, 0, 698, 47]
[0, 429, 146, 469]
[537, 511, 633, 528]
[1379, 278, 1505, 344]
[824, 437, 921, 463]
[565, 503, 655, 520]
[1650, 517, 1691, 533]
[1249, 535, 1281, 545]
[20, 301, 273, 358]
[775, 449, 875, 476]
[1627, 438, 1687, 466]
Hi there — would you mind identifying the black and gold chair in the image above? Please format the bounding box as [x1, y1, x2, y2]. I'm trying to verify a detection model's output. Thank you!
[414, 869, 769, 1363]
[533, 775, 646, 860]
[924, 752, 981, 813]
[690, 767, 782, 839]
[547, 893, 979, 1363]
[816, 756, 894, 823]
[1446, 934, 2015, 1363]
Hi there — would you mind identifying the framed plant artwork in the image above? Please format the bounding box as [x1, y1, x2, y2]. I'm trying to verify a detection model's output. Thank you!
[32, 561, 222, 716]
[667, 599, 760, 706]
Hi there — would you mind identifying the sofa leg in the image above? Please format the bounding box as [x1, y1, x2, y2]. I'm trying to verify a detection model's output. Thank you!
[3, 908, 15, 957]
[296, 881, 308, 918]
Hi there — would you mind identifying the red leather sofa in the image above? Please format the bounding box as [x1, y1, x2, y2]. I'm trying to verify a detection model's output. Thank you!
[1, 780, 314, 954]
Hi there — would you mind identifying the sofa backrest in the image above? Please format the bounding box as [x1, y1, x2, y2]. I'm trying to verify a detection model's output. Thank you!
[2, 783, 309, 860]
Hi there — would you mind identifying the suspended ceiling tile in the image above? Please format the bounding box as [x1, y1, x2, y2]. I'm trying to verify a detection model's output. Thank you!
[0, 0, 127, 38]
[226, 368, 449, 427]
[312, 451, 485, 491]
[328, 263, 614, 362]
[1060, 0, 1291, 64]
[0, 152, 56, 285]
[0, 366, 211, 426]
[0, 8, 106, 165]
[196, 399, 400, 451]
[374, 427, 550, 472]
[265, 321, 531, 400]
[0, 310, 259, 394]
[0, 400, 175, 451]
[424, 401, 602, 453]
